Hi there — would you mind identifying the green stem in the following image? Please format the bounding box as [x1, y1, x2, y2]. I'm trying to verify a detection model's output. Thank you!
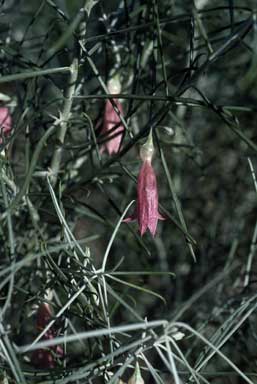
[50, 58, 79, 185]
[50, 0, 99, 185]
[0, 66, 71, 84]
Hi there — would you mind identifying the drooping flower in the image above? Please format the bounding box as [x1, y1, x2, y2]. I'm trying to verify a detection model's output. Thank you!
[124, 131, 164, 236]
[101, 76, 124, 155]
[31, 303, 63, 369]
[0, 107, 11, 144]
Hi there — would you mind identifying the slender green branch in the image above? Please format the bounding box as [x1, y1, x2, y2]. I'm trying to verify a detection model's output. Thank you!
[0, 66, 71, 84]
[50, 0, 99, 185]
[50, 58, 79, 185]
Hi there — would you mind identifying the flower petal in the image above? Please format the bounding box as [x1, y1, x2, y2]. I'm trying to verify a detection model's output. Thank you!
[101, 99, 124, 155]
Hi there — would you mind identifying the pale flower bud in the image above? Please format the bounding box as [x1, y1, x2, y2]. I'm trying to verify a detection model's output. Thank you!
[128, 362, 144, 384]
[107, 75, 122, 94]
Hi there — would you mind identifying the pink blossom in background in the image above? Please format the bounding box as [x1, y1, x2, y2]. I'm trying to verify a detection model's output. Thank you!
[101, 98, 124, 155]
[31, 303, 63, 369]
[31, 349, 55, 369]
[31, 344, 64, 369]
[0, 107, 11, 144]
[36, 303, 52, 331]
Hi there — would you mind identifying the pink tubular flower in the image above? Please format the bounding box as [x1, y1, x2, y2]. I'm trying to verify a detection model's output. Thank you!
[100, 76, 124, 155]
[136, 159, 163, 236]
[31, 303, 63, 369]
[124, 132, 164, 236]
[101, 98, 124, 155]
[0, 107, 11, 144]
